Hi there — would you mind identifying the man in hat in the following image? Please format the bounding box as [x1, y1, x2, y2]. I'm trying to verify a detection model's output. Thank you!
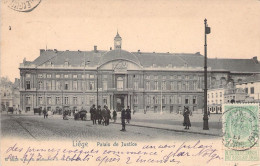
[120, 106, 126, 131]
[90, 104, 97, 125]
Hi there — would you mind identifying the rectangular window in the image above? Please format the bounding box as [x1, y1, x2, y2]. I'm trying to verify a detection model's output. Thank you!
[146, 96, 151, 104]
[26, 96, 31, 105]
[103, 97, 107, 105]
[56, 81, 61, 90]
[47, 97, 52, 105]
[64, 82, 69, 90]
[216, 93, 218, 98]
[64, 97, 69, 105]
[193, 96, 197, 104]
[134, 81, 138, 90]
[146, 81, 150, 90]
[185, 96, 189, 104]
[250, 87, 254, 94]
[56, 74, 60, 78]
[89, 74, 94, 79]
[178, 96, 182, 104]
[38, 97, 43, 105]
[162, 96, 166, 104]
[56, 97, 61, 105]
[103, 81, 107, 91]
[154, 76, 158, 80]
[46, 81, 51, 90]
[38, 74, 43, 78]
[38, 81, 43, 90]
[177, 81, 181, 90]
[134, 95, 138, 104]
[146, 75, 150, 79]
[162, 81, 166, 90]
[154, 96, 159, 104]
[154, 81, 158, 90]
[26, 81, 31, 90]
[185, 75, 189, 80]
[26, 74, 31, 78]
[90, 96, 94, 105]
[245, 88, 248, 94]
[64, 74, 69, 78]
[73, 97, 77, 105]
[73, 81, 77, 90]
[170, 82, 174, 90]
[220, 92, 222, 97]
[89, 81, 95, 90]
[73, 74, 78, 78]
[47, 74, 51, 78]
[162, 76, 166, 80]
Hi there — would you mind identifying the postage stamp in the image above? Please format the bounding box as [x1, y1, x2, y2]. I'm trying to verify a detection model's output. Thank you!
[223, 104, 259, 161]
[3, 0, 41, 12]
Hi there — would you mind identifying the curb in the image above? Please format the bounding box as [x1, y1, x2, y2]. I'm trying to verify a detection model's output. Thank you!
[113, 122, 221, 137]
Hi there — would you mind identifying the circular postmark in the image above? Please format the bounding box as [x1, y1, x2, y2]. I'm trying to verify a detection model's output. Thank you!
[3, 0, 41, 12]
[222, 106, 259, 151]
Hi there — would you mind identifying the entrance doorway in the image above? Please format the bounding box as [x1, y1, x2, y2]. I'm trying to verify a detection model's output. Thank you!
[116, 96, 124, 112]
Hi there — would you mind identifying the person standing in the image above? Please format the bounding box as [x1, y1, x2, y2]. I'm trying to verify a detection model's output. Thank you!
[183, 106, 191, 129]
[90, 104, 97, 125]
[105, 105, 111, 125]
[112, 109, 117, 123]
[96, 105, 102, 125]
[101, 106, 108, 126]
[120, 106, 126, 131]
[126, 106, 131, 123]
[43, 107, 47, 119]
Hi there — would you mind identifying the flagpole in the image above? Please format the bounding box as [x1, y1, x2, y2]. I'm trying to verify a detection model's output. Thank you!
[203, 18, 209, 130]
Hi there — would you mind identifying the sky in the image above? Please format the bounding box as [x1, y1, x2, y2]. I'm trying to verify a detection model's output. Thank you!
[1, 0, 260, 82]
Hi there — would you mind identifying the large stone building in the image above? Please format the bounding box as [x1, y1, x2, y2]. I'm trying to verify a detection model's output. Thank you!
[1, 77, 20, 111]
[19, 32, 260, 113]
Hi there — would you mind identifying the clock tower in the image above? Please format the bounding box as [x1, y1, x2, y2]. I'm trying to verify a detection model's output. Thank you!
[114, 31, 122, 50]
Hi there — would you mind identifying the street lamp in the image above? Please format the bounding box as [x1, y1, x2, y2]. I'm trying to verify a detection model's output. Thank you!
[203, 18, 211, 130]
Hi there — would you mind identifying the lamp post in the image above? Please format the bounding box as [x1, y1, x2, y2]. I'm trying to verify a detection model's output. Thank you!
[83, 55, 90, 110]
[203, 18, 211, 130]
[160, 88, 163, 114]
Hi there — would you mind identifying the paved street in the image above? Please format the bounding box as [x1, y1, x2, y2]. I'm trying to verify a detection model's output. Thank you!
[1, 113, 218, 141]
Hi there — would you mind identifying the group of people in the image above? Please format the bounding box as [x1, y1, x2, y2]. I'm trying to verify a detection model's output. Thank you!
[89, 104, 132, 131]
[89, 104, 112, 126]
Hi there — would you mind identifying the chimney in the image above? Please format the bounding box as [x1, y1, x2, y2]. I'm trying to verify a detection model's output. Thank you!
[252, 56, 258, 64]
[138, 50, 141, 54]
[94, 45, 98, 53]
[110, 47, 112, 50]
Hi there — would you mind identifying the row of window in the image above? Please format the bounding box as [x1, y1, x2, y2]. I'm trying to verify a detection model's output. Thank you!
[25, 80, 97, 91]
[25, 73, 201, 80]
[25, 79, 199, 91]
[208, 99, 223, 105]
[208, 92, 223, 99]
[145, 75, 200, 80]
[245, 87, 255, 94]
[145, 96, 197, 105]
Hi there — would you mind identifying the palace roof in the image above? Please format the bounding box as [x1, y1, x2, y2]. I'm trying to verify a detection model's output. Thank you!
[27, 49, 260, 73]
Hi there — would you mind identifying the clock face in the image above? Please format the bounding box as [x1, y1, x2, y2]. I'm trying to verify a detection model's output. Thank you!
[116, 41, 121, 45]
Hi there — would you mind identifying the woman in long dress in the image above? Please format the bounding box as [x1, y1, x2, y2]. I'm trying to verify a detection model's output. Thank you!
[183, 106, 191, 129]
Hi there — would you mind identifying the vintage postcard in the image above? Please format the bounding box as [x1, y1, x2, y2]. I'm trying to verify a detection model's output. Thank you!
[1, 0, 260, 165]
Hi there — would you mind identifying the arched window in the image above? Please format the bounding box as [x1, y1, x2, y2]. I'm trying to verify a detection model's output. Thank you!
[117, 77, 123, 90]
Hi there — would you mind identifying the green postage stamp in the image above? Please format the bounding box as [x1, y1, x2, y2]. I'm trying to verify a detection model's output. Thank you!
[223, 104, 259, 161]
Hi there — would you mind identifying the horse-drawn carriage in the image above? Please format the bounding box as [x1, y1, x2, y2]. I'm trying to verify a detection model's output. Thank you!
[7, 107, 14, 114]
[74, 110, 87, 121]
[34, 108, 42, 115]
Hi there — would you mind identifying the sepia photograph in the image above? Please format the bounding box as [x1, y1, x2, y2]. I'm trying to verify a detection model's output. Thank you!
[1, 0, 259, 165]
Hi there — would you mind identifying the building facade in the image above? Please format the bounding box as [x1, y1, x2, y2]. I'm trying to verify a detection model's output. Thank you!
[236, 74, 260, 102]
[19, 32, 260, 113]
[1, 77, 20, 111]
